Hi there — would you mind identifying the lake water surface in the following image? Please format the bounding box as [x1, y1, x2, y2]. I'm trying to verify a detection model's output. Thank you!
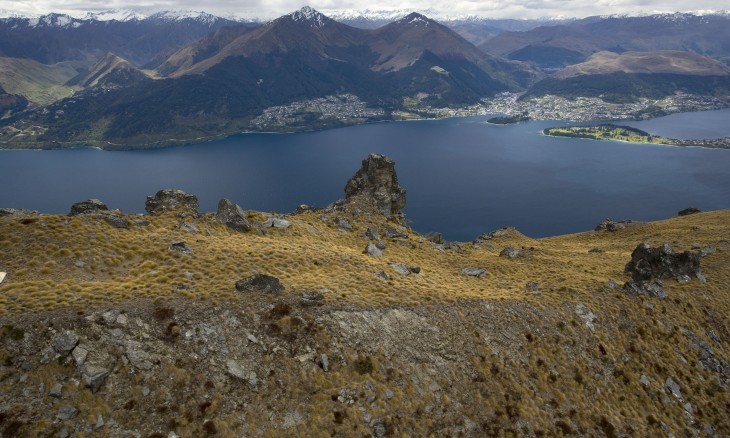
[2, 109, 729, 241]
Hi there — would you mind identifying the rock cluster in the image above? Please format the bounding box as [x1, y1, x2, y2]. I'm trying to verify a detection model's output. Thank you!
[145, 189, 199, 215]
[235, 274, 284, 294]
[624, 243, 704, 299]
[595, 218, 631, 232]
[69, 199, 108, 216]
[343, 154, 406, 221]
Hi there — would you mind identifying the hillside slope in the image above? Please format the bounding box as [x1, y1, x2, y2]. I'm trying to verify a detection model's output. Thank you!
[0, 155, 728, 436]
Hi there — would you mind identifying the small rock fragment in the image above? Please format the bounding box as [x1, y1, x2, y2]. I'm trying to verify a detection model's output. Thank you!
[319, 354, 329, 372]
[461, 267, 485, 277]
[365, 243, 383, 257]
[49, 382, 63, 398]
[374, 271, 390, 281]
[52, 331, 79, 355]
[391, 263, 411, 276]
[57, 405, 78, 421]
[180, 221, 199, 233]
[169, 241, 192, 254]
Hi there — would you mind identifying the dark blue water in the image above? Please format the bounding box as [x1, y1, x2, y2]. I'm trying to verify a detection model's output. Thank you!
[1, 109, 730, 241]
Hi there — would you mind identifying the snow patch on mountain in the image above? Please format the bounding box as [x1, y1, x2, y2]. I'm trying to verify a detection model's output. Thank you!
[289, 6, 328, 28]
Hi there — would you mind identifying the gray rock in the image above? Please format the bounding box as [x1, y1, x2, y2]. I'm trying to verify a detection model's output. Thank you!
[526, 281, 540, 293]
[169, 241, 192, 254]
[334, 216, 352, 231]
[145, 189, 199, 215]
[678, 207, 701, 216]
[59, 427, 69, 438]
[82, 365, 109, 393]
[235, 274, 284, 294]
[180, 221, 199, 233]
[575, 304, 597, 332]
[0, 208, 39, 217]
[474, 227, 515, 242]
[263, 217, 291, 229]
[301, 291, 324, 306]
[72, 345, 88, 367]
[49, 382, 63, 398]
[293, 204, 313, 214]
[374, 271, 390, 281]
[319, 354, 329, 372]
[425, 231, 444, 244]
[142, 386, 151, 396]
[95, 414, 105, 430]
[391, 263, 411, 276]
[344, 154, 406, 220]
[588, 247, 604, 253]
[215, 198, 251, 232]
[461, 267, 486, 277]
[57, 405, 78, 421]
[385, 388, 394, 399]
[384, 226, 407, 239]
[640, 375, 651, 386]
[363, 227, 380, 241]
[666, 377, 683, 400]
[98, 214, 129, 229]
[69, 199, 108, 216]
[126, 341, 154, 370]
[624, 243, 703, 297]
[375, 240, 387, 250]
[365, 243, 383, 257]
[594, 218, 629, 232]
[52, 331, 79, 355]
[408, 265, 421, 274]
[0, 272, 5, 285]
[374, 422, 387, 438]
[226, 360, 257, 389]
[499, 247, 530, 259]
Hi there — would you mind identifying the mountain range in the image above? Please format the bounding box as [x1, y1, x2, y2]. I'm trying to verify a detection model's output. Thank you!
[0, 7, 729, 147]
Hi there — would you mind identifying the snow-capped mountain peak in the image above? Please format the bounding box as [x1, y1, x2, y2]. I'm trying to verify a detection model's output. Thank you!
[289, 6, 328, 28]
[83, 9, 147, 22]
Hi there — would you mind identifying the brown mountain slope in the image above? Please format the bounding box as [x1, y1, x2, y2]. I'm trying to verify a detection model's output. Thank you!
[69, 52, 150, 88]
[555, 50, 730, 79]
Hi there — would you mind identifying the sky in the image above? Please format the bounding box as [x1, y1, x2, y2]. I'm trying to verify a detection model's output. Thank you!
[1, 0, 728, 20]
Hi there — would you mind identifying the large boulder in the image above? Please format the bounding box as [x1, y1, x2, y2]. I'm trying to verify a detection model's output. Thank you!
[216, 198, 251, 232]
[235, 274, 284, 294]
[343, 154, 406, 221]
[69, 199, 108, 216]
[624, 243, 704, 298]
[145, 189, 199, 215]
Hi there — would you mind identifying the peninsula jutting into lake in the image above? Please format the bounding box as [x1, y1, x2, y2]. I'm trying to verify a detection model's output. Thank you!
[543, 124, 730, 149]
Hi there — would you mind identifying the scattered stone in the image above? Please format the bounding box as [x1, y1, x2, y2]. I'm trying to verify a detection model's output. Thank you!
[624, 243, 703, 297]
[49, 382, 63, 398]
[391, 263, 411, 276]
[300, 291, 325, 306]
[640, 375, 650, 386]
[374, 422, 387, 438]
[98, 213, 129, 229]
[365, 243, 383, 257]
[425, 231, 444, 244]
[116, 314, 128, 325]
[595, 218, 630, 232]
[575, 304, 597, 332]
[526, 281, 540, 293]
[235, 274, 284, 294]
[95, 414, 105, 430]
[81, 364, 109, 392]
[363, 227, 380, 241]
[57, 405, 78, 421]
[263, 217, 291, 229]
[666, 377, 682, 400]
[293, 204, 313, 214]
[226, 360, 257, 389]
[146, 189, 199, 215]
[72, 345, 88, 367]
[334, 216, 352, 231]
[126, 341, 154, 370]
[678, 207, 701, 216]
[343, 154, 406, 220]
[52, 331, 79, 355]
[142, 386, 151, 396]
[384, 226, 407, 239]
[374, 271, 390, 281]
[474, 227, 516, 242]
[385, 388, 394, 399]
[499, 247, 530, 259]
[700, 246, 716, 257]
[215, 198, 251, 232]
[0, 271, 5, 285]
[588, 247, 604, 253]
[169, 241, 192, 254]
[69, 199, 108, 216]
[408, 265, 421, 274]
[180, 221, 199, 233]
[375, 240, 387, 250]
[59, 428, 69, 438]
[461, 267, 486, 277]
[319, 354, 329, 372]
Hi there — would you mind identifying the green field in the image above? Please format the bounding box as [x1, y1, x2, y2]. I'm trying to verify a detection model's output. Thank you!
[0, 57, 88, 105]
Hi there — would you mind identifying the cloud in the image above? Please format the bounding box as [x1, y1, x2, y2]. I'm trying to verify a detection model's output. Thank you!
[3, 0, 728, 19]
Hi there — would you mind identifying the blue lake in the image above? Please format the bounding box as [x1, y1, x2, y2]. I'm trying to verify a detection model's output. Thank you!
[1, 109, 730, 241]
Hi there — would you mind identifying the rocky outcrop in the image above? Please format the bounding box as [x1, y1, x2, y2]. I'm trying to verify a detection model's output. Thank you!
[678, 207, 701, 216]
[624, 243, 704, 299]
[69, 199, 108, 216]
[235, 274, 284, 294]
[145, 189, 199, 215]
[595, 218, 631, 232]
[343, 154, 406, 221]
[216, 198, 251, 232]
